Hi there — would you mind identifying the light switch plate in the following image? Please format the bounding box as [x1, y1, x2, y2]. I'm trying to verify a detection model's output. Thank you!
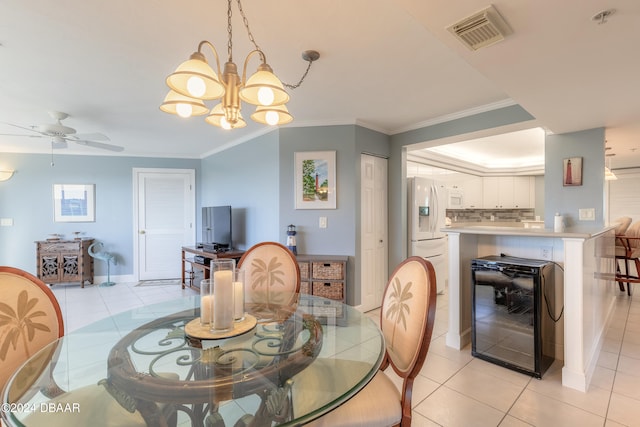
[579, 208, 595, 221]
[0, 218, 14, 226]
[319, 216, 327, 228]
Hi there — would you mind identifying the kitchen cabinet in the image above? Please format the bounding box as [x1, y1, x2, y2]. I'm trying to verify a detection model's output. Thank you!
[482, 176, 534, 209]
[513, 176, 533, 208]
[482, 177, 501, 208]
[462, 177, 483, 209]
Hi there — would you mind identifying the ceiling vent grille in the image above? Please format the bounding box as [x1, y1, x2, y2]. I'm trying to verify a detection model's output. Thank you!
[448, 5, 511, 51]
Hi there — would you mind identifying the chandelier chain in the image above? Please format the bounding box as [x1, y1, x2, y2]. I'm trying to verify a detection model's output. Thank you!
[237, 0, 261, 54]
[283, 60, 313, 90]
[227, 0, 233, 61]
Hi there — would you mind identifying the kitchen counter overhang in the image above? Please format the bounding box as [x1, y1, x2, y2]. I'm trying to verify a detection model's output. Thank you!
[443, 224, 615, 239]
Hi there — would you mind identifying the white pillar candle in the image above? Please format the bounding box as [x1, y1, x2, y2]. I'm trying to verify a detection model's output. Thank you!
[213, 270, 234, 331]
[233, 280, 244, 320]
[200, 279, 213, 326]
[200, 295, 213, 325]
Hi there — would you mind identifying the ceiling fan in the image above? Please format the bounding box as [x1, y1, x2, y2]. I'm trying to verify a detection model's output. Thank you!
[0, 111, 124, 152]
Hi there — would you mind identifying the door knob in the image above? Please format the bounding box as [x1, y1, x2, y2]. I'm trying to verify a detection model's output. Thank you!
[139, 230, 146, 234]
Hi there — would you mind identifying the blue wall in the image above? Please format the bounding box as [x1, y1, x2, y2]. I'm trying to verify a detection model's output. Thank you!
[200, 131, 280, 248]
[0, 153, 199, 276]
[544, 127, 605, 227]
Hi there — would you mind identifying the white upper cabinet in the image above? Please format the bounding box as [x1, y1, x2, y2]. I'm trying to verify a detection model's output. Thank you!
[482, 176, 533, 209]
[513, 176, 533, 208]
[462, 177, 483, 208]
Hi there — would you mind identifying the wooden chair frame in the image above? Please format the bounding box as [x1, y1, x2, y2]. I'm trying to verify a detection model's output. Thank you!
[380, 256, 437, 426]
[615, 235, 640, 295]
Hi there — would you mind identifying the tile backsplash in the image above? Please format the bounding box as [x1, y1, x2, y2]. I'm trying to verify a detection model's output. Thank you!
[446, 208, 536, 223]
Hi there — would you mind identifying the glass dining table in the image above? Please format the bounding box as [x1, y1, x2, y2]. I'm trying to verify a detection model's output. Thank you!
[1, 293, 384, 427]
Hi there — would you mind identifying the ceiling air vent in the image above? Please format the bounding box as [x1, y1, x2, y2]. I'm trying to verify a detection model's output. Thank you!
[447, 5, 511, 51]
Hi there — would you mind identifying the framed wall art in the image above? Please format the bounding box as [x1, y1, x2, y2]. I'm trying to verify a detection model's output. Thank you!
[563, 157, 583, 186]
[294, 151, 336, 209]
[53, 184, 95, 222]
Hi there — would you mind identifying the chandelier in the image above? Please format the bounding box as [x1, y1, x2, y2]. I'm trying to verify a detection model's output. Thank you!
[160, 0, 319, 130]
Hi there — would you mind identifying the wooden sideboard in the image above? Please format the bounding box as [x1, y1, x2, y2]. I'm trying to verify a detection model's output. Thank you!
[181, 246, 245, 289]
[35, 239, 94, 287]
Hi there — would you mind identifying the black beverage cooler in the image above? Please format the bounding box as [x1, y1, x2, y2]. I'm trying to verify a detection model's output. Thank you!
[471, 256, 556, 378]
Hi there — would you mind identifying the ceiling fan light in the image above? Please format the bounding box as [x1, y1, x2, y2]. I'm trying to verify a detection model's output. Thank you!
[166, 53, 225, 100]
[240, 64, 289, 106]
[251, 104, 293, 126]
[0, 170, 15, 182]
[205, 104, 247, 129]
[160, 90, 209, 117]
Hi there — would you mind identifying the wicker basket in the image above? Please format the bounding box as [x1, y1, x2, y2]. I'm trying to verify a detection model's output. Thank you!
[312, 262, 344, 280]
[300, 281, 311, 295]
[298, 262, 310, 280]
[312, 281, 343, 300]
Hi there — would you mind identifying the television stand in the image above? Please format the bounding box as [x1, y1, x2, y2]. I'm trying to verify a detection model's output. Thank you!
[181, 246, 244, 289]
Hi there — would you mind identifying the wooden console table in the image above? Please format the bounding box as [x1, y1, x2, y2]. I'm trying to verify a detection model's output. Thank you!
[181, 246, 245, 289]
[35, 239, 94, 287]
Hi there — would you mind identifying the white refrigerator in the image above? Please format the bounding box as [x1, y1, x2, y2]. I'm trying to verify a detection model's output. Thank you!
[408, 177, 448, 294]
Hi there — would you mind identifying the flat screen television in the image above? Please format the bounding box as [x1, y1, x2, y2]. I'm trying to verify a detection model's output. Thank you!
[202, 205, 232, 251]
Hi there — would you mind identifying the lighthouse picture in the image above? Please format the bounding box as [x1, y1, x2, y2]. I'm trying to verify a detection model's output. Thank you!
[295, 151, 337, 209]
[563, 157, 583, 186]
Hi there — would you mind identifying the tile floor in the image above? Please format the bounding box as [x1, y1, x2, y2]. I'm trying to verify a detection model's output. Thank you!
[51, 281, 640, 426]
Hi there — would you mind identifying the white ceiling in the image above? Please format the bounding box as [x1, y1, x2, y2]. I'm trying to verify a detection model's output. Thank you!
[1, 0, 639, 169]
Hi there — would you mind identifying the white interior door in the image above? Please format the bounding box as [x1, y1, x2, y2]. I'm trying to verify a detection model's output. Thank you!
[134, 168, 195, 281]
[360, 154, 388, 311]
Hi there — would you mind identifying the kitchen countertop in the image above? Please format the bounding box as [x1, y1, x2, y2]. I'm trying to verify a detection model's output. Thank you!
[443, 223, 616, 239]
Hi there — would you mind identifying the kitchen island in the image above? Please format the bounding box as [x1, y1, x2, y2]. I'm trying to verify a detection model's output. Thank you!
[444, 223, 616, 392]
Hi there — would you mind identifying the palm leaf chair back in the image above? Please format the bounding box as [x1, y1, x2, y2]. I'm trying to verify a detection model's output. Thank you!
[380, 256, 437, 404]
[0, 266, 64, 401]
[237, 242, 301, 311]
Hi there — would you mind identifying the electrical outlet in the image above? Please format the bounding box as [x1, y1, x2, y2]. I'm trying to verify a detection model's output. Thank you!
[540, 246, 553, 260]
[579, 208, 595, 221]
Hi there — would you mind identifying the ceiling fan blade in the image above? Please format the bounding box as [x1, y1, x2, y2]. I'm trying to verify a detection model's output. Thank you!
[0, 122, 43, 135]
[71, 132, 111, 142]
[0, 133, 43, 138]
[72, 139, 124, 152]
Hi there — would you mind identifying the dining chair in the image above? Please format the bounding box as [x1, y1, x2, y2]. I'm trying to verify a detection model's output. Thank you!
[0, 267, 174, 427]
[616, 220, 640, 295]
[293, 256, 437, 427]
[237, 241, 301, 309]
[0, 266, 64, 402]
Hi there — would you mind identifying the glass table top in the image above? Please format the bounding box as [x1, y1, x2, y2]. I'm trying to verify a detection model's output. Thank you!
[2, 294, 383, 427]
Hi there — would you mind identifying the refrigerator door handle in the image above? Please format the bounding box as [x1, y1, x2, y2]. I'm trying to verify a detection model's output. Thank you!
[431, 184, 439, 234]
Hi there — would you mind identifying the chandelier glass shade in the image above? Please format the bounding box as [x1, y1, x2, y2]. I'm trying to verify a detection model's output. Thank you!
[160, 90, 209, 118]
[160, 0, 316, 131]
[205, 103, 247, 129]
[251, 104, 293, 126]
